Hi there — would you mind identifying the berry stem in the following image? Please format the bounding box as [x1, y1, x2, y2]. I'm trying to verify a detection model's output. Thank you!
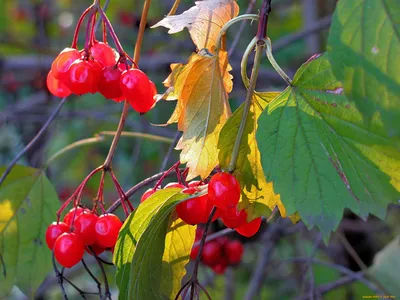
[84, 10, 97, 55]
[167, 0, 181, 16]
[71, 6, 94, 49]
[81, 259, 103, 298]
[97, 7, 125, 55]
[153, 161, 181, 189]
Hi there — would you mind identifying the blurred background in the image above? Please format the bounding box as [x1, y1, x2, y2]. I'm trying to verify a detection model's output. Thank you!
[1, 0, 399, 299]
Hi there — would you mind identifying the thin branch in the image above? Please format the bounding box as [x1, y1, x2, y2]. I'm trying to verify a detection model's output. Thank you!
[160, 131, 181, 172]
[244, 223, 282, 300]
[167, 0, 181, 16]
[81, 259, 103, 298]
[336, 232, 368, 271]
[0, 97, 67, 188]
[0, 253, 6, 279]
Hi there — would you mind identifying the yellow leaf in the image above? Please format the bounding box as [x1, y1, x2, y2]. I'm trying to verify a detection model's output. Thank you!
[166, 51, 232, 180]
[218, 92, 298, 221]
[152, 0, 239, 52]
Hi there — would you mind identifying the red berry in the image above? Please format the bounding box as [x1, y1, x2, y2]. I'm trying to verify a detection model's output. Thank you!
[63, 207, 90, 226]
[140, 188, 157, 203]
[98, 65, 125, 101]
[176, 188, 208, 225]
[46, 70, 71, 98]
[164, 182, 185, 189]
[235, 217, 262, 238]
[225, 240, 244, 265]
[195, 227, 205, 240]
[149, 80, 157, 97]
[85, 243, 106, 256]
[90, 42, 116, 67]
[220, 208, 247, 228]
[120, 69, 155, 113]
[208, 172, 241, 210]
[75, 213, 98, 245]
[54, 233, 85, 268]
[51, 48, 80, 81]
[188, 181, 202, 187]
[212, 257, 228, 274]
[201, 241, 222, 266]
[45, 222, 69, 250]
[95, 214, 123, 248]
[190, 244, 199, 260]
[67, 59, 101, 95]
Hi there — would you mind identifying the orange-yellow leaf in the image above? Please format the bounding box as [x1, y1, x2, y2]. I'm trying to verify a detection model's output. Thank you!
[152, 0, 239, 52]
[165, 50, 232, 180]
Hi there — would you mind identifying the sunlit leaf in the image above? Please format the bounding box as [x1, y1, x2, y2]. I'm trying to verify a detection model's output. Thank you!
[0, 165, 60, 298]
[114, 188, 195, 300]
[218, 92, 283, 220]
[256, 54, 400, 240]
[163, 50, 232, 180]
[152, 0, 239, 52]
[328, 0, 400, 136]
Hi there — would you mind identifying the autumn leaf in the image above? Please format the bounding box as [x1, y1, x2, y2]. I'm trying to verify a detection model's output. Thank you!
[165, 50, 232, 180]
[218, 92, 284, 219]
[152, 0, 239, 52]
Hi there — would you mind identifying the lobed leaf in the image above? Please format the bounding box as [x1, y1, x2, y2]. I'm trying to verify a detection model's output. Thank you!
[114, 188, 195, 300]
[152, 0, 239, 52]
[328, 0, 400, 136]
[0, 165, 60, 298]
[256, 54, 400, 240]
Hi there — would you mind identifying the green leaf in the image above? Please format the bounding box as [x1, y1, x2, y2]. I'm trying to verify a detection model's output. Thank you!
[114, 188, 195, 300]
[327, 0, 400, 136]
[256, 54, 400, 240]
[0, 165, 60, 298]
[369, 235, 400, 297]
[218, 92, 283, 220]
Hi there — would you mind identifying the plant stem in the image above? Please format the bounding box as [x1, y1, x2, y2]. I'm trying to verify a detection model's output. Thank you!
[72, 6, 94, 49]
[102, 0, 151, 170]
[167, 0, 181, 16]
[133, 0, 152, 63]
[228, 40, 265, 172]
[103, 101, 129, 170]
[265, 38, 292, 85]
[240, 37, 257, 89]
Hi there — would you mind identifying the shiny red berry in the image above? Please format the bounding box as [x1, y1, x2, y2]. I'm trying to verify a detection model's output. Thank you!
[51, 48, 80, 81]
[176, 188, 208, 225]
[98, 65, 125, 101]
[54, 232, 85, 268]
[201, 241, 222, 266]
[63, 207, 90, 226]
[225, 240, 244, 265]
[120, 69, 155, 113]
[75, 212, 98, 245]
[67, 59, 101, 95]
[140, 188, 157, 203]
[208, 172, 241, 210]
[45, 222, 69, 250]
[188, 181, 202, 187]
[95, 214, 123, 248]
[220, 208, 247, 228]
[46, 70, 71, 98]
[164, 182, 185, 189]
[235, 217, 262, 238]
[90, 42, 116, 67]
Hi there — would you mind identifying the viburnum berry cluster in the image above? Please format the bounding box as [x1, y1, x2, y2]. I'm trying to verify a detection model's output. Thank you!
[140, 170, 262, 237]
[190, 228, 245, 275]
[46, 207, 123, 268]
[46, 3, 156, 113]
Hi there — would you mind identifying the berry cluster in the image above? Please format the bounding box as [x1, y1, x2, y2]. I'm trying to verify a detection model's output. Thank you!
[190, 228, 244, 274]
[46, 5, 156, 113]
[140, 172, 262, 238]
[45, 207, 123, 268]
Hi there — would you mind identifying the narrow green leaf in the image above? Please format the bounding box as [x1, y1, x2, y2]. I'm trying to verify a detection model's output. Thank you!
[369, 235, 400, 297]
[328, 0, 400, 136]
[218, 92, 282, 220]
[0, 165, 60, 298]
[256, 55, 400, 240]
[114, 188, 195, 300]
